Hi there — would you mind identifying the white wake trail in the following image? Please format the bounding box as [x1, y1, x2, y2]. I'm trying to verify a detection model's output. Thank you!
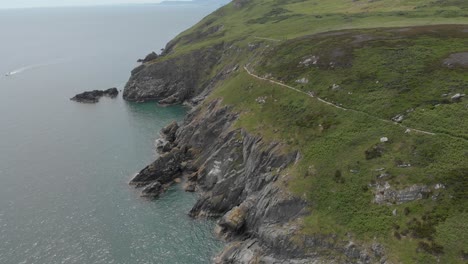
[4, 58, 69, 77]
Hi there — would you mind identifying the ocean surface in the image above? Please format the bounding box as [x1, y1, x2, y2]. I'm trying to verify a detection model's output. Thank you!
[0, 4, 224, 264]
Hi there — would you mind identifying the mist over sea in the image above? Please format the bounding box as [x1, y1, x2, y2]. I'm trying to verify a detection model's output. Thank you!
[0, 4, 223, 264]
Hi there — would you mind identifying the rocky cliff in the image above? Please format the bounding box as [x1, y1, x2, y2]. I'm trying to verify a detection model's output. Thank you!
[123, 44, 224, 104]
[127, 96, 387, 263]
[122, 0, 468, 263]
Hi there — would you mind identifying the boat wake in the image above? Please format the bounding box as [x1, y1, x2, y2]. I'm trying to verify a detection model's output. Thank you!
[4, 58, 68, 77]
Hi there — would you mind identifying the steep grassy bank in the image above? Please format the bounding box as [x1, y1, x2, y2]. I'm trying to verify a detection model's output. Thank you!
[127, 0, 468, 263]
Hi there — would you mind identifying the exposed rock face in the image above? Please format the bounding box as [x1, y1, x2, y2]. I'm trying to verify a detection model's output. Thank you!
[70, 88, 118, 103]
[137, 51, 158, 63]
[123, 45, 223, 103]
[141, 182, 163, 198]
[373, 182, 431, 205]
[129, 99, 386, 263]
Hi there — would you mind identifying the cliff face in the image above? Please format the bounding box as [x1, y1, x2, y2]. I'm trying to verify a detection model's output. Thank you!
[129, 98, 313, 262]
[123, 44, 223, 104]
[122, 0, 468, 262]
[128, 97, 387, 263]
[122, 22, 386, 264]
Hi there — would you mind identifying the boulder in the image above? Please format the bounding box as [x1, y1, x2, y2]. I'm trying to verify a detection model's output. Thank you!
[218, 205, 248, 232]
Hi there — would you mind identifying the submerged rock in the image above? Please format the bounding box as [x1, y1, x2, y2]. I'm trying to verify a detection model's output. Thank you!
[70, 88, 118, 103]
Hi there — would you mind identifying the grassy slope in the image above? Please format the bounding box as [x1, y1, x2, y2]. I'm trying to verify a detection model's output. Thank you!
[159, 0, 468, 263]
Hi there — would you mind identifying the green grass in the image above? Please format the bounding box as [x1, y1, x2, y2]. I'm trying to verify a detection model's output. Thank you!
[255, 25, 468, 140]
[209, 65, 467, 262]
[147, 0, 468, 262]
[157, 0, 468, 58]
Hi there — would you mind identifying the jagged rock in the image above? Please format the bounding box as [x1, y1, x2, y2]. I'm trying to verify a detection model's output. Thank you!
[137, 51, 158, 63]
[161, 142, 173, 153]
[161, 121, 179, 143]
[123, 45, 224, 103]
[155, 121, 179, 153]
[129, 147, 190, 188]
[70, 88, 118, 103]
[155, 137, 168, 153]
[373, 182, 431, 204]
[141, 181, 162, 198]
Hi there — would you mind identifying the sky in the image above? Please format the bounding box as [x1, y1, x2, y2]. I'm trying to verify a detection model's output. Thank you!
[0, 0, 178, 9]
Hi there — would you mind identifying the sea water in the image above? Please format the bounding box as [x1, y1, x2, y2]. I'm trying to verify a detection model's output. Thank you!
[0, 4, 223, 264]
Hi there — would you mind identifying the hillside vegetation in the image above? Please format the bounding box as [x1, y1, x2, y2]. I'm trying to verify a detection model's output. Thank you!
[149, 0, 468, 262]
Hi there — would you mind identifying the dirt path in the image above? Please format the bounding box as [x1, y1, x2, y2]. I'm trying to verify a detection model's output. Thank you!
[253, 36, 282, 42]
[243, 65, 437, 136]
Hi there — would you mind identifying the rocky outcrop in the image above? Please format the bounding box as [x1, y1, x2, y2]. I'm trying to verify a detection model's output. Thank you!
[373, 182, 432, 205]
[137, 51, 158, 63]
[122, 45, 224, 103]
[70, 88, 118, 103]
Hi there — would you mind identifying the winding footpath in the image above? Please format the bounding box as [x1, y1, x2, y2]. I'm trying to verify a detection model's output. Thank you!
[253, 36, 282, 42]
[243, 65, 438, 136]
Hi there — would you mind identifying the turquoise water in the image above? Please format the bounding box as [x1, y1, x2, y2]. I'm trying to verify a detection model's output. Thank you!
[0, 5, 223, 264]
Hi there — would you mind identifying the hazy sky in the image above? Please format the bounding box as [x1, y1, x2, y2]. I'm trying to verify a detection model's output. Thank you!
[0, 0, 173, 9]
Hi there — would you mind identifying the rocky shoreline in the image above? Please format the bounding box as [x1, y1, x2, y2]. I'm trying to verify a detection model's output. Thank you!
[123, 43, 388, 262]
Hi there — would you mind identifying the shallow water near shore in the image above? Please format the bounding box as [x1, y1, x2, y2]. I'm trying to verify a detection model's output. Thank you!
[0, 5, 223, 264]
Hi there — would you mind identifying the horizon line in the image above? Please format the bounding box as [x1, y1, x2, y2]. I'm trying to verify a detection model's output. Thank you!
[0, 0, 200, 10]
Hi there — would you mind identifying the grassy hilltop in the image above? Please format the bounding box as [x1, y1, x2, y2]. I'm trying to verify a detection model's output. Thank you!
[151, 0, 468, 262]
